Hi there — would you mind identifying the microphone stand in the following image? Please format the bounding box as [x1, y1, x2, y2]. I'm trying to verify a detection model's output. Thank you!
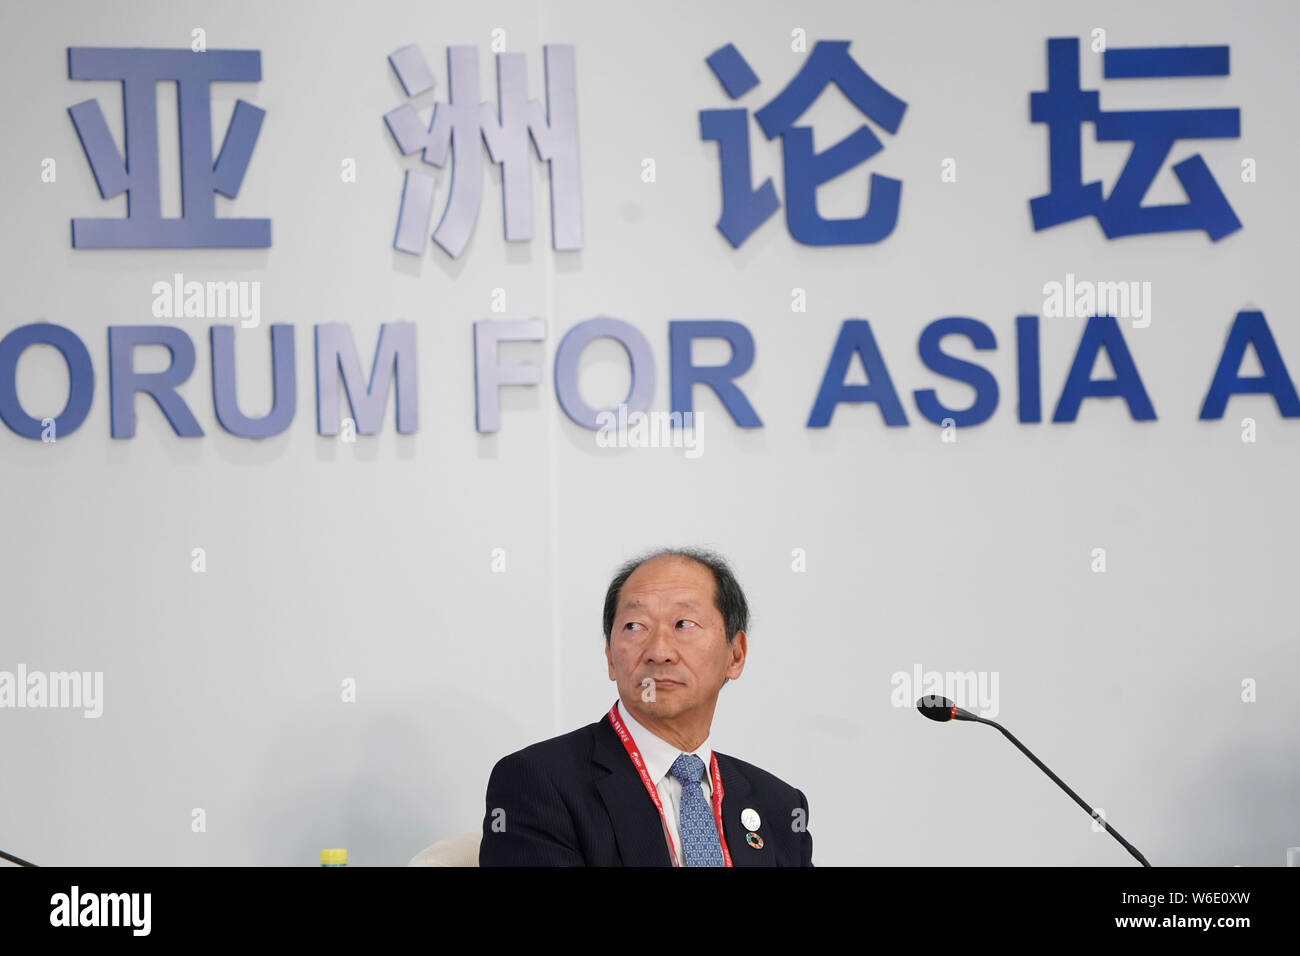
[1, 847, 37, 867]
[966, 711, 1151, 867]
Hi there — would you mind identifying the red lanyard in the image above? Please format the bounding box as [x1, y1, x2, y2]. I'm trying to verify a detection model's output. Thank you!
[607, 701, 733, 867]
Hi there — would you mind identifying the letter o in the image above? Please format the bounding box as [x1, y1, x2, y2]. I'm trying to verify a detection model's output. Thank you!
[554, 317, 655, 429]
[0, 323, 94, 439]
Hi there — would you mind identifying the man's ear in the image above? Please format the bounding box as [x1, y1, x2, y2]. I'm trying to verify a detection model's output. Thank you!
[605, 639, 616, 680]
[726, 630, 747, 681]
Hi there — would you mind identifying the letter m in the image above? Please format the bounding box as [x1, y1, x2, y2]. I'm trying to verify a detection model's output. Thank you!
[315, 322, 418, 434]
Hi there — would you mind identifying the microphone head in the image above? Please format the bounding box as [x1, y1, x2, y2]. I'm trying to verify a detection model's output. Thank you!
[917, 695, 956, 722]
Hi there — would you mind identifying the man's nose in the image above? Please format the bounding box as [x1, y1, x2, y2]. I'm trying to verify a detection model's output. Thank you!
[644, 622, 678, 660]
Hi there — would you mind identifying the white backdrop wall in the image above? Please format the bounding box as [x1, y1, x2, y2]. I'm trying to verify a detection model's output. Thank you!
[1, 0, 1296, 865]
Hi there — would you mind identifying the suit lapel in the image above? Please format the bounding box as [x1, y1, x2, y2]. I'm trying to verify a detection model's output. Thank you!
[592, 715, 674, 866]
[717, 752, 776, 867]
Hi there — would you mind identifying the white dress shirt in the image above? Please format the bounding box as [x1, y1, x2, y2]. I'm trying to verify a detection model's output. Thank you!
[615, 698, 714, 867]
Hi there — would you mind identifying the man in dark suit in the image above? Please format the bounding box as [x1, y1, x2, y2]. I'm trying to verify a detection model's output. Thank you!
[480, 547, 813, 866]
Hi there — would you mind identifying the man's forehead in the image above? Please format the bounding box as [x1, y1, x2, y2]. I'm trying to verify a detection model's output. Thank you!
[617, 558, 716, 613]
[620, 595, 704, 612]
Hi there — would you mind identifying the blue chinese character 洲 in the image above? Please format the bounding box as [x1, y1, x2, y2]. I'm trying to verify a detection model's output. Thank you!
[384, 43, 582, 259]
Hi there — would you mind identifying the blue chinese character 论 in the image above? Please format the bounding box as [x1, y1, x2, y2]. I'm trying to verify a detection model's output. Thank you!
[1030, 37, 1242, 241]
[699, 40, 908, 248]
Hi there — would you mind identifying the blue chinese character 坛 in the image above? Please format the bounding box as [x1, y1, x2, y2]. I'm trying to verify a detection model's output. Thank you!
[1030, 37, 1241, 240]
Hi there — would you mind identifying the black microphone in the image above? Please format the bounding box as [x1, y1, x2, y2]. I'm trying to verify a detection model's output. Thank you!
[916, 695, 1151, 866]
[0, 846, 37, 867]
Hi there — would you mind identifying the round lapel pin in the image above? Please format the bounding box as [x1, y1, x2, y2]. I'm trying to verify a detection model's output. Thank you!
[745, 831, 764, 849]
[741, 807, 761, 830]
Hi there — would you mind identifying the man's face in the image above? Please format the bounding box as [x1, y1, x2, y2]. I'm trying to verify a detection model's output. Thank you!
[605, 556, 746, 723]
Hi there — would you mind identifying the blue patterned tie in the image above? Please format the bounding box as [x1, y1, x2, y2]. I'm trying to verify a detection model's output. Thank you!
[669, 753, 725, 866]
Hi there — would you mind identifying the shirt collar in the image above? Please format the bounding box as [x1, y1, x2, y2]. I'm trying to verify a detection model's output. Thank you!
[616, 698, 713, 788]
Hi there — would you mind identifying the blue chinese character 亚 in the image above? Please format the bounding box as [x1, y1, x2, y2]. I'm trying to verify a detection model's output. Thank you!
[700, 40, 908, 248]
[67, 47, 268, 248]
[1030, 38, 1242, 241]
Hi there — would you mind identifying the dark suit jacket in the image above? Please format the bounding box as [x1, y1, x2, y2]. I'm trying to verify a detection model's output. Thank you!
[479, 713, 813, 866]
